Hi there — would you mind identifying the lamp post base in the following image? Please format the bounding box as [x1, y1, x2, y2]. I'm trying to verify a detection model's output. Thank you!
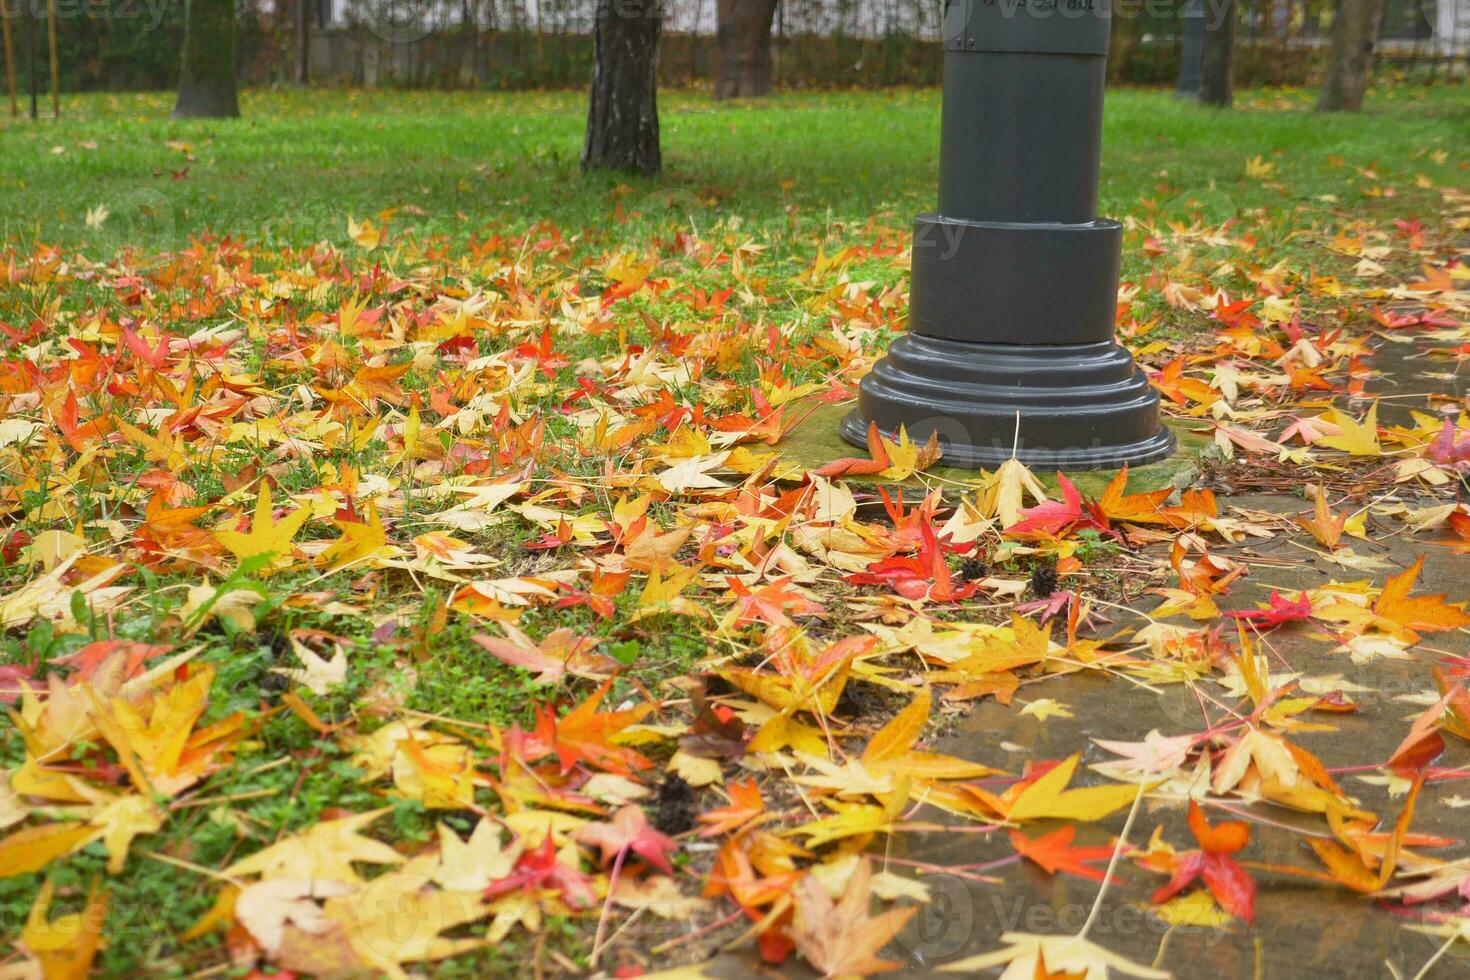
[842, 334, 1176, 470]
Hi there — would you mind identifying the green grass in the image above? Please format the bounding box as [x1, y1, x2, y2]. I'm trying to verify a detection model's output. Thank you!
[1, 85, 1466, 255]
[0, 84, 1467, 977]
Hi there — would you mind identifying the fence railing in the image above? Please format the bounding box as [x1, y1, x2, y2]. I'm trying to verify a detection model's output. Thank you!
[4, 0, 1466, 94]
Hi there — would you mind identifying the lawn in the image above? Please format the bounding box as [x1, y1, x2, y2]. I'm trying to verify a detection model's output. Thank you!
[0, 85, 1468, 978]
[1, 85, 1466, 255]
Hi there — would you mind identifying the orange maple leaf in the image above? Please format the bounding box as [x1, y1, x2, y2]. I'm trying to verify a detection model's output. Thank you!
[1010, 826, 1122, 883]
[528, 678, 656, 776]
[1374, 557, 1470, 637]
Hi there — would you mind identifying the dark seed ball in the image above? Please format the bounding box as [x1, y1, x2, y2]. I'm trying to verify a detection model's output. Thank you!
[651, 774, 695, 836]
[1029, 564, 1058, 598]
[958, 557, 989, 581]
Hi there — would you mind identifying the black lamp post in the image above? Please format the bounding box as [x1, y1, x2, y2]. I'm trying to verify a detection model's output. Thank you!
[842, 0, 1174, 470]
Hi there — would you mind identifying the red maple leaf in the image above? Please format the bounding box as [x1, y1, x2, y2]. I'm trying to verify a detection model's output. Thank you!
[1010, 826, 1123, 883]
[1441, 511, 1470, 555]
[120, 323, 173, 371]
[526, 516, 576, 550]
[0, 664, 35, 705]
[1006, 473, 1111, 539]
[844, 521, 977, 602]
[724, 576, 825, 628]
[573, 805, 677, 874]
[1427, 418, 1470, 470]
[1151, 801, 1256, 922]
[1210, 295, 1261, 330]
[513, 326, 570, 377]
[709, 390, 814, 446]
[485, 834, 596, 908]
[1385, 688, 1451, 775]
[1224, 590, 1313, 628]
[553, 568, 630, 619]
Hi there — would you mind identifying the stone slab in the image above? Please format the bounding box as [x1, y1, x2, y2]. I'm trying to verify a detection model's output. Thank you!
[771, 401, 1207, 500]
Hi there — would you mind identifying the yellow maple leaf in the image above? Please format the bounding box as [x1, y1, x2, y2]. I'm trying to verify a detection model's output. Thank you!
[956, 614, 1053, 675]
[1019, 698, 1074, 722]
[392, 734, 476, 810]
[748, 712, 829, 756]
[325, 873, 488, 977]
[89, 664, 237, 796]
[90, 793, 166, 873]
[19, 879, 107, 980]
[1004, 753, 1142, 822]
[940, 931, 1169, 977]
[858, 687, 1000, 780]
[347, 215, 382, 250]
[214, 483, 310, 570]
[1152, 890, 1234, 929]
[628, 563, 704, 621]
[1244, 154, 1276, 179]
[861, 687, 930, 765]
[1318, 403, 1382, 456]
[428, 819, 520, 893]
[1297, 486, 1346, 550]
[319, 500, 393, 571]
[983, 457, 1049, 528]
[878, 425, 942, 481]
[224, 807, 403, 883]
[114, 417, 189, 471]
[791, 776, 911, 847]
[0, 822, 99, 878]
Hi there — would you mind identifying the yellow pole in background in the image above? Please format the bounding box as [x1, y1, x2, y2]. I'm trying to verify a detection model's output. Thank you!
[46, 0, 58, 118]
[2, 0, 17, 117]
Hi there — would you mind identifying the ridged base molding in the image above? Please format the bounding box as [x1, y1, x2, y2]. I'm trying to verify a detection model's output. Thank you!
[843, 334, 1177, 470]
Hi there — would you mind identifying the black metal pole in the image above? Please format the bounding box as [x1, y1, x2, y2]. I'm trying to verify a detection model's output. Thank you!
[842, 0, 1172, 469]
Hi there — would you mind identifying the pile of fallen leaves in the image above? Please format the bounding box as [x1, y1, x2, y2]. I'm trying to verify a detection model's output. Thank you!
[0, 168, 1468, 979]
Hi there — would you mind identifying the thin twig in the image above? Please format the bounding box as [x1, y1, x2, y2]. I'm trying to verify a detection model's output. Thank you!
[1079, 779, 1147, 940]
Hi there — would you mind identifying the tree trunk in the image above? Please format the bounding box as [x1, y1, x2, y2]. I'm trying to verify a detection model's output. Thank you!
[1200, 0, 1235, 107]
[295, 0, 309, 85]
[1317, 0, 1387, 111]
[174, 0, 239, 118]
[582, 0, 661, 176]
[714, 0, 778, 99]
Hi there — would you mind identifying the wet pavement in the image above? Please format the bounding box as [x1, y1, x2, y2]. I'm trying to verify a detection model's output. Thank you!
[887, 521, 1469, 979]
[725, 326, 1470, 978]
[872, 324, 1470, 978]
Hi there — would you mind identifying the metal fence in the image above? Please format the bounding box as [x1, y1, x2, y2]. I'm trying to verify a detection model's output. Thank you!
[9, 0, 1469, 93]
[254, 0, 1469, 87]
[1107, 0, 1468, 85]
